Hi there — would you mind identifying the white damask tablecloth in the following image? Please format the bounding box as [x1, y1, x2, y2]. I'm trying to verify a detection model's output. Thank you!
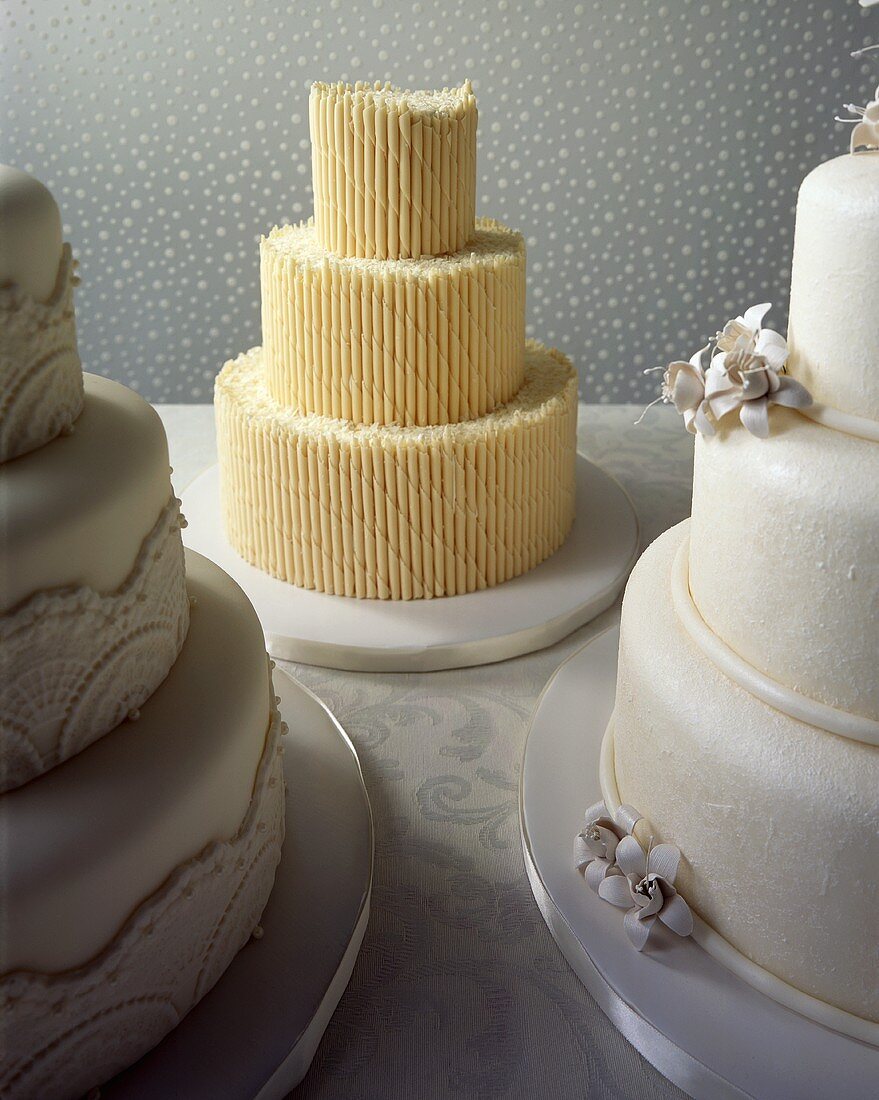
[157, 402, 693, 1100]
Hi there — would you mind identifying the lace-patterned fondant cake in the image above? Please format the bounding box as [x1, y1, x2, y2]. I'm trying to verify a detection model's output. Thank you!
[0, 167, 286, 1097]
[577, 77, 879, 1044]
[216, 81, 578, 599]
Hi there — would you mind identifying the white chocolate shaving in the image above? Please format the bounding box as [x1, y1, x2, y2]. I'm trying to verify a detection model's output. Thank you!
[261, 217, 526, 426]
[310, 80, 477, 260]
[216, 341, 578, 600]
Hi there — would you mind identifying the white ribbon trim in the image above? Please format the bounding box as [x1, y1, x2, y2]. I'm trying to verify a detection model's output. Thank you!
[670, 538, 879, 747]
[797, 402, 879, 444]
[599, 719, 879, 1048]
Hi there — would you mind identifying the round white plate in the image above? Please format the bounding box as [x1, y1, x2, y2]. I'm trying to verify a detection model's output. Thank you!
[181, 455, 639, 672]
[104, 669, 373, 1100]
[521, 626, 878, 1100]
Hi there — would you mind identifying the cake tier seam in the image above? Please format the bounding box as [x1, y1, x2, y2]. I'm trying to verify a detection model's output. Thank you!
[671, 536, 879, 745]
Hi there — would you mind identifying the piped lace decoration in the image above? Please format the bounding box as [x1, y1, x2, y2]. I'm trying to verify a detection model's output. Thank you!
[0, 495, 190, 792]
[0, 694, 284, 1100]
[0, 244, 85, 462]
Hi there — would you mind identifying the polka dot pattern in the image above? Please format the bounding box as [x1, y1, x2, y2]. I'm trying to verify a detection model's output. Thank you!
[1, 0, 876, 402]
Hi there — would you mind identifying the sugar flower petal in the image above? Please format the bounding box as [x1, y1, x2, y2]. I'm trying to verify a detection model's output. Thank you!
[740, 398, 770, 438]
[755, 328, 788, 371]
[598, 873, 636, 909]
[772, 376, 813, 409]
[742, 302, 772, 332]
[647, 843, 682, 884]
[615, 835, 648, 878]
[624, 908, 655, 951]
[658, 892, 694, 937]
[669, 364, 706, 414]
[614, 804, 643, 835]
[585, 858, 614, 892]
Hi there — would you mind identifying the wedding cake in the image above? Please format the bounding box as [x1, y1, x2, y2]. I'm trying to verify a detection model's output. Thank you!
[0, 167, 286, 1098]
[216, 81, 578, 599]
[577, 98, 879, 1044]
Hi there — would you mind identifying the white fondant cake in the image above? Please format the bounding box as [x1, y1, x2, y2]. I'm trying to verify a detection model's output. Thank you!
[0, 169, 286, 1096]
[0, 373, 190, 791]
[787, 155, 879, 420]
[0, 552, 284, 1099]
[606, 523, 877, 1027]
[217, 81, 578, 599]
[0, 165, 84, 463]
[689, 410, 879, 722]
[583, 143, 879, 1038]
[0, 165, 63, 302]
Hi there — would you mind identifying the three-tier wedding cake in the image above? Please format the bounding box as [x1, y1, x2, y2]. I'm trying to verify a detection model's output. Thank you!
[576, 96, 879, 1043]
[216, 81, 578, 600]
[0, 167, 286, 1098]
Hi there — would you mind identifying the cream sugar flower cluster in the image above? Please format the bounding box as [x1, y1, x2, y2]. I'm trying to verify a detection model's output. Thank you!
[838, 42, 879, 153]
[574, 805, 694, 951]
[648, 303, 813, 439]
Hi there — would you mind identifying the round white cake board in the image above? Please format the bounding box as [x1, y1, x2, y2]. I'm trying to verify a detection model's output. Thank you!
[521, 626, 878, 1100]
[103, 668, 373, 1100]
[181, 455, 639, 672]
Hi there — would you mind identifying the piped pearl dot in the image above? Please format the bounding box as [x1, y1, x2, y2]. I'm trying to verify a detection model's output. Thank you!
[251, 925, 264, 941]
[127, 708, 140, 722]
[189, 595, 198, 608]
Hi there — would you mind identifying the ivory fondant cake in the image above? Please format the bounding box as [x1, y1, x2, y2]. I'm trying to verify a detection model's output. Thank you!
[0, 167, 83, 463]
[0, 167, 286, 1098]
[577, 103, 879, 1042]
[216, 81, 578, 599]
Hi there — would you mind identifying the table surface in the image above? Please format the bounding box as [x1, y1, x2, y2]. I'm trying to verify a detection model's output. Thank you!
[156, 402, 693, 1100]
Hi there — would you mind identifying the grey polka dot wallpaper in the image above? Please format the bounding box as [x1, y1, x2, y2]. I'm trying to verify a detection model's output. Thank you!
[2, 0, 876, 403]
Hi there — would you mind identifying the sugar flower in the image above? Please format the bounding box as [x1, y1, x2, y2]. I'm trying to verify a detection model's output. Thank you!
[597, 835, 694, 951]
[662, 344, 714, 436]
[636, 344, 713, 435]
[645, 302, 812, 439]
[837, 48, 879, 154]
[574, 804, 642, 891]
[705, 303, 812, 438]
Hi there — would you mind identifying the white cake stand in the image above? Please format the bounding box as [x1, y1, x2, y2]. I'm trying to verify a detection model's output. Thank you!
[521, 626, 878, 1100]
[103, 668, 373, 1100]
[180, 455, 639, 672]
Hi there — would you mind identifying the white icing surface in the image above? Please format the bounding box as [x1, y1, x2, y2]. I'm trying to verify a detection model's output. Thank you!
[0, 551, 274, 974]
[612, 522, 878, 1025]
[0, 373, 174, 612]
[787, 153, 879, 420]
[0, 165, 63, 302]
[689, 409, 879, 722]
[0, 242, 84, 463]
